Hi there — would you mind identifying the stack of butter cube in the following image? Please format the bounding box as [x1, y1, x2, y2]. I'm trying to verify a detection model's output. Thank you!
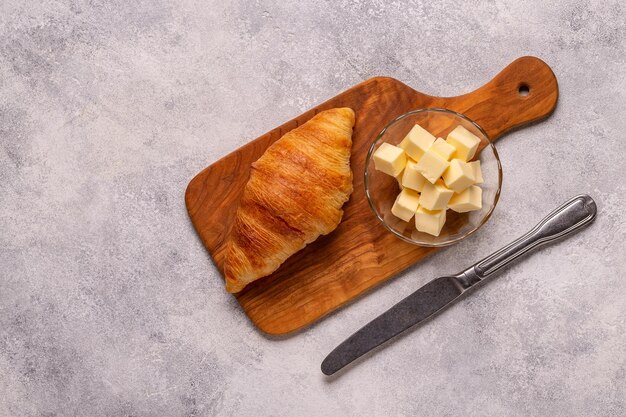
[373, 123, 484, 237]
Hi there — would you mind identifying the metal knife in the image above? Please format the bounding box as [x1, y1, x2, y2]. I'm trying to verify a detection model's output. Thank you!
[321, 194, 597, 376]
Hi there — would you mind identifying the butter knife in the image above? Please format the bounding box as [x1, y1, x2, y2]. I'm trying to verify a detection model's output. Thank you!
[321, 194, 597, 375]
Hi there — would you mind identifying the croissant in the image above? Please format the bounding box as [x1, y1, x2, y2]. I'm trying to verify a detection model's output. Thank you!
[224, 107, 355, 293]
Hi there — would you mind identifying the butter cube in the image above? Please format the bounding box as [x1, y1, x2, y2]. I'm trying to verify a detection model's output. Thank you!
[391, 188, 421, 222]
[373, 143, 406, 177]
[442, 159, 475, 193]
[447, 125, 481, 161]
[430, 137, 456, 161]
[415, 206, 446, 237]
[399, 124, 436, 161]
[415, 149, 450, 184]
[401, 159, 428, 192]
[419, 179, 454, 211]
[468, 160, 483, 184]
[448, 185, 483, 213]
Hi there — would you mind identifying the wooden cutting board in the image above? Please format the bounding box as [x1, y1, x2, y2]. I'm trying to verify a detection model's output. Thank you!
[186, 56, 558, 335]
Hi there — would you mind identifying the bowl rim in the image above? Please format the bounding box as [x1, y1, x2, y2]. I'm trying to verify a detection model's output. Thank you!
[364, 107, 503, 247]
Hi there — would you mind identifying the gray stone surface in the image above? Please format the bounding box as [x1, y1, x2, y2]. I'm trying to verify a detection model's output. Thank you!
[1, 0, 625, 415]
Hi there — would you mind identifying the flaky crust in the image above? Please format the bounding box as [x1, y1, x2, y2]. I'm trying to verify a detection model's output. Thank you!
[224, 108, 355, 293]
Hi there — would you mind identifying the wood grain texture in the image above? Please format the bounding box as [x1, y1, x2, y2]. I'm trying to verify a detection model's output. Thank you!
[185, 56, 558, 335]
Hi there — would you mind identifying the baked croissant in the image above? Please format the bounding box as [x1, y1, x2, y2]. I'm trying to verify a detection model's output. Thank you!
[224, 107, 355, 293]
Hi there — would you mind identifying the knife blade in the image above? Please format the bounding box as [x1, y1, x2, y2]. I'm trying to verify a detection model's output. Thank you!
[321, 276, 467, 375]
[322, 194, 597, 376]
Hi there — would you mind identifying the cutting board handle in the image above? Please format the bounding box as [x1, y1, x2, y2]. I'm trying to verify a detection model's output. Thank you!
[447, 56, 559, 141]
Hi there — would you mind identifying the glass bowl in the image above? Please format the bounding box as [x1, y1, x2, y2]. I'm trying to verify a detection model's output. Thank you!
[364, 108, 502, 247]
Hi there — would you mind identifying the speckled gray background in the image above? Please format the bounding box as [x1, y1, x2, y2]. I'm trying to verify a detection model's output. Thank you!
[1, 0, 625, 416]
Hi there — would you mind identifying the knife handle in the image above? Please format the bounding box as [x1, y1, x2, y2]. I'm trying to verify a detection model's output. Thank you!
[461, 194, 597, 284]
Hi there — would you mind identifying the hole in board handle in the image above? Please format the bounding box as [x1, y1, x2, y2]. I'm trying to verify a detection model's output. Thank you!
[518, 83, 530, 97]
